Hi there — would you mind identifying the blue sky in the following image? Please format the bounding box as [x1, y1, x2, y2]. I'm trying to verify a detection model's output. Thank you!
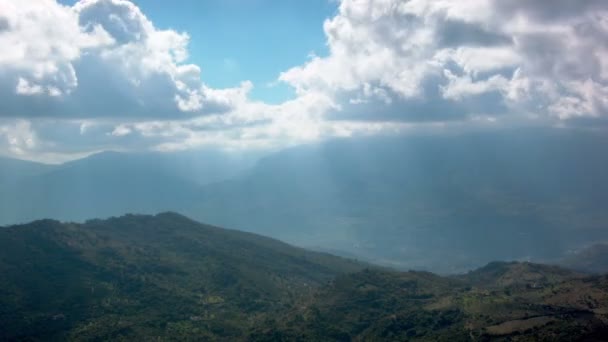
[60, 0, 337, 103]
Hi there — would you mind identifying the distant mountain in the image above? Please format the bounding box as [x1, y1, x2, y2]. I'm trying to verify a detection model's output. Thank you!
[0, 150, 258, 225]
[560, 243, 608, 274]
[0, 156, 56, 185]
[192, 129, 608, 272]
[2, 128, 607, 273]
[0, 213, 363, 340]
[457, 261, 583, 288]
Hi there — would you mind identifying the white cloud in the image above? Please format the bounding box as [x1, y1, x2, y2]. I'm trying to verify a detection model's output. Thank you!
[15, 78, 45, 96]
[0, 0, 607, 162]
[0, 0, 111, 98]
[110, 124, 131, 137]
[441, 70, 509, 100]
[280, 0, 608, 122]
[0, 120, 37, 156]
[0, 0, 245, 120]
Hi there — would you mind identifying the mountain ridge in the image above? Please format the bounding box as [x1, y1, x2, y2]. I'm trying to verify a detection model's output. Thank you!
[0, 212, 366, 340]
[3, 213, 608, 340]
[2, 129, 608, 273]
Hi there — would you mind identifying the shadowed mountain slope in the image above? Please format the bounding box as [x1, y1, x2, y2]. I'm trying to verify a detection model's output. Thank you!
[193, 129, 608, 272]
[3, 214, 608, 341]
[0, 213, 363, 340]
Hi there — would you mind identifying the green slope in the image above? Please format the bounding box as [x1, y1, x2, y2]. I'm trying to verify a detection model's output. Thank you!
[3, 214, 608, 341]
[0, 213, 364, 341]
[253, 263, 608, 341]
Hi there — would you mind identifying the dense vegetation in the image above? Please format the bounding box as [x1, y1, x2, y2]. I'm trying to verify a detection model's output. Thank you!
[254, 263, 608, 341]
[0, 213, 363, 340]
[2, 214, 608, 340]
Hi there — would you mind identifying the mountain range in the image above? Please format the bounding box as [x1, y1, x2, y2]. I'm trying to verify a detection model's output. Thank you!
[2, 213, 608, 341]
[1, 128, 607, 273]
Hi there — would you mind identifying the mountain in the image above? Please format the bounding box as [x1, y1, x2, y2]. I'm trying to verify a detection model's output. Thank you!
[0, 156, 56, 185]
[2, 128, 608, 273]
[560, 243, 608, 274]
[0, 213, 364, 340]
[3, 214, 608, 341]
[0, 150, 258, 225]
[457, 261, 584, 289]
[192, 129, 608, 273]
[253, 263, 608, 341]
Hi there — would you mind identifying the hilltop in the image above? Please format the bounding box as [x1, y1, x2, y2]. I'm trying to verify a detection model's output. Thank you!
[0, 213, 363, 340]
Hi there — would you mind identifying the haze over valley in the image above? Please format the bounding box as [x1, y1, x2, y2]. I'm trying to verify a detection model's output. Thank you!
[2, 128, 608, 273]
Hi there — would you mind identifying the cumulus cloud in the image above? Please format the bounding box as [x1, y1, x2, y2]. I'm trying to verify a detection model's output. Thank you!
[0, 0, 246, 120]
[0, 120, 37, 156]
[280, 0, 608, 122]
[0, 0, 606, 161]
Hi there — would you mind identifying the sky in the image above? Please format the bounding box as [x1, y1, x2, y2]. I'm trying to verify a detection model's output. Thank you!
[58, 0, 336, 103]
[0, 0, 607, 163]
